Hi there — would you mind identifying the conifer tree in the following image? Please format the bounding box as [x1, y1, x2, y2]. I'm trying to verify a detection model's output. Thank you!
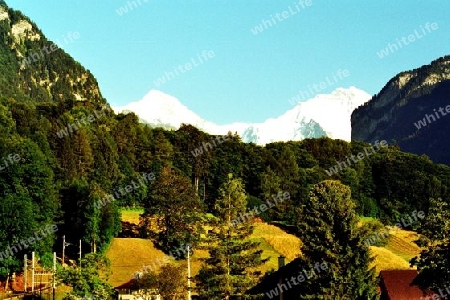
[411, 198, 450, 292]
[296, 180, 379, 299]
[260, 166, 282, 220]
[196, 174, 267, 299]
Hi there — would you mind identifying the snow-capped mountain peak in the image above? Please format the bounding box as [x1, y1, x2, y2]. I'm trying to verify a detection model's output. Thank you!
[113, 87, 371, 144]
[286, 86, 371, 140]
[113, 90, 213, 130]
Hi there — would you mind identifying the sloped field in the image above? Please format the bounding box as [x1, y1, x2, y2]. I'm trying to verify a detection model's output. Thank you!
[111, 209, 422, 287]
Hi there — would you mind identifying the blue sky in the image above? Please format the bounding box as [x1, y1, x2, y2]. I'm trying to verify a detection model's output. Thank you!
[6, 0, 450, 124]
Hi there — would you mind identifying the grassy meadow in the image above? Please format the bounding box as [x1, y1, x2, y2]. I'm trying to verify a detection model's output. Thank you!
[106, 209, 422, 287]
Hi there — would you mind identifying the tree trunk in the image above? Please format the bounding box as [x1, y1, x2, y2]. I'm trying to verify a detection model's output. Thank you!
[194, 176, 199, 195]
[203, 178, 206, 202]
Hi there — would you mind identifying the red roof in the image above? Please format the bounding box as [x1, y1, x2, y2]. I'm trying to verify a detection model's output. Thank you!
[379, 270, 431, 300]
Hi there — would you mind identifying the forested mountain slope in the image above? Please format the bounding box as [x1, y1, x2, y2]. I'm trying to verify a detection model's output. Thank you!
[352, 56, 450, 164]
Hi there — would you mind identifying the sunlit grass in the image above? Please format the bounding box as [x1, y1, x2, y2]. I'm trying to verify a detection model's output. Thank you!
[120, 208, 144, 225]
[106, 238, 174, 287]
[108, 214, 303, 287]
[369, 246, 413, 273]
[108, 212, 422, 287]
[252, 222, 302, 262]
[384, 228, 421, 263]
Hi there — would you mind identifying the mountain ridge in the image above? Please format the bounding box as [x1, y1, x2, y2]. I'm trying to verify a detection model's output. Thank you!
[0, 1, 107, 110]
[351, 55, 450, 164]
[114, 86, 371, 145]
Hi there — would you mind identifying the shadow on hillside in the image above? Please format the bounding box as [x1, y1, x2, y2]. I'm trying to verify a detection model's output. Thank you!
[269, 221, 299, 236]
[118, 221, 141, 238]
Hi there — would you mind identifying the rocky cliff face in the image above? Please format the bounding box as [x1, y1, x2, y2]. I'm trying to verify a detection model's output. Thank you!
[351, 56, 450, 164]
[0, 2, 107, 108]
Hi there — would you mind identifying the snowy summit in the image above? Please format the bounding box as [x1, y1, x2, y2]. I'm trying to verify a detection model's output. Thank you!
[113, 87, 371, 145]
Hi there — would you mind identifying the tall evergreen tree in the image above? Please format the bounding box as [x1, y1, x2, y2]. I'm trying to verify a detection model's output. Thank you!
[296, 180, 379, 299]
[0, 134, 58, 279]
[196, 174, 267, 299]
[260, 166, 283, 221]
[411, 198, 450, 292]
[176, 124, 212, 197]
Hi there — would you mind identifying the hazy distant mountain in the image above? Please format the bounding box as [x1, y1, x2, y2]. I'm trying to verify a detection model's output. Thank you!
[114, 87, 371, 145]
[352, 56, 450, 164]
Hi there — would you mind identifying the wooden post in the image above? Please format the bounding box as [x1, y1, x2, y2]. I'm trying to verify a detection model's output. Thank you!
[39, 271, 42, 298]
[62, 235, 65, 267]
[79, 240, 82, 269]
[31, 252, 35, 294]
[187, 245, 191, 300]
[53, 252, 56, 300]
[24, 254, 27, 293]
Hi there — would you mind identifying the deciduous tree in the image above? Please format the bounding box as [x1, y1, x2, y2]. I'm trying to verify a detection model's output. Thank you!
[141, 166, 203, 255]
